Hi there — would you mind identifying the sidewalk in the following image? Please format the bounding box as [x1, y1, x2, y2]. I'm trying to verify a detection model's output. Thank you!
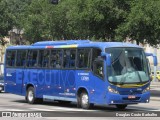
[150, 81, 160, 87]
[150, 97, 160, 101]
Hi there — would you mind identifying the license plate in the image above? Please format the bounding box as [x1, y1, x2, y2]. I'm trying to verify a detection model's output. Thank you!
[128, 95, 136, 99]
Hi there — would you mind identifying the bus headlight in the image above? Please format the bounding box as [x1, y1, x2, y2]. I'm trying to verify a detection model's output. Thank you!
[142, 86, 150, 93]
[108, 86, 119, 94]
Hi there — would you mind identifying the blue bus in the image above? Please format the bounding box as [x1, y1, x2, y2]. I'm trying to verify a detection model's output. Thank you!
[4, 40, 157, 109]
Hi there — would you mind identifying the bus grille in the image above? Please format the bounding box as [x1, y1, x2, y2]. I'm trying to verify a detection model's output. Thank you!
[119, 91, 142, 95]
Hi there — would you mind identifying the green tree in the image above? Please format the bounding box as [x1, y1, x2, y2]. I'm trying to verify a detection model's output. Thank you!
[0, 0, 14, 45]
[22, 0, 58, 43]
[116, 0, 160, 45]
[61, 0, 132, 41]
[22, 0, 132, 42]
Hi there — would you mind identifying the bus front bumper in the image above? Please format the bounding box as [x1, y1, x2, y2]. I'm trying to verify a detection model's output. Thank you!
[106, 92, 150, 105]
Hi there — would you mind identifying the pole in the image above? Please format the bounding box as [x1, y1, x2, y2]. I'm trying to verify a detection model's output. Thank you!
[153, 48, 157, 82]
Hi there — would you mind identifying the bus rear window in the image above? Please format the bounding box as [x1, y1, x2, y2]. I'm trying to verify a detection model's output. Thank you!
[6, 50, 16, 67]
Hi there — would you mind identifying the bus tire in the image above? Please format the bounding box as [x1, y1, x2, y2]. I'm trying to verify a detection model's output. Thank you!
[80, 92, 93, 109]
[116, 104, 127, 109]
[26, 87, 37, 104]
[77, 96, 81, 108]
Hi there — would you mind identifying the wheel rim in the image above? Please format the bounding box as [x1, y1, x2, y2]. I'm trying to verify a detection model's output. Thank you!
[28, 90, 34, 102]
[81, 94, 88, 106]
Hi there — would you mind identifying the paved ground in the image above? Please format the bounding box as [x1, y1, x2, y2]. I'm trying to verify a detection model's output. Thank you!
[0, 82, 159, 120]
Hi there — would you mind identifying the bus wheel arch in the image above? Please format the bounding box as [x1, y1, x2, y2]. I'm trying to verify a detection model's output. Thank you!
[26, 84, 42, 104]
[77, 88, 93, 109]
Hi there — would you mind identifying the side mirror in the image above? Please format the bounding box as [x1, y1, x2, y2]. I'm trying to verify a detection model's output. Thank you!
[145, 53, 158, 66]
[147, 58, 151, 74]
[106, 54, 111, 66]
[153, 55, 158, 66]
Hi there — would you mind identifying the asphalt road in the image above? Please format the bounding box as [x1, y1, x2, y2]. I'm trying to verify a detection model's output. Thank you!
[150, 90, 160, 97]
[0, 85, 159, 120]
[150, 83, 160, 97]
[0, 91, 160, 120]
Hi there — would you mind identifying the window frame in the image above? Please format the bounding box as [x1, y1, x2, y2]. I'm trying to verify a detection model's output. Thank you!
[76, 48, 92, 70]
[50, 49, 63, 69]
[6, 50, 17, 68]
[26, 49, 39, 68]
[62, 48, 77, 70]
[37, 49, 51, 69]
[15, 50, 27, 68]
[93, 59, 104, 80]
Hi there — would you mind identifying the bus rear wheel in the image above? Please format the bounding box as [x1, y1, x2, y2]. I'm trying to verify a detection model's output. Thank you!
[116, 104, 127, 109]
[26, 86, 40, 104]
[80, 92, 93, 109]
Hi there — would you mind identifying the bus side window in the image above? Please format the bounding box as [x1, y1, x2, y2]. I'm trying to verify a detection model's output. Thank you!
[77, 48, 91, 69]
[93, 60, 104, 79]
[92, 48, 102, 69]
[27, 50, 38, 68]
[6, 50, 16, 67]
[38, 50, 44, 67]
[16, 50, 27, 67]
[38, 50, 50, 68]
[63, 49, 76, 68]
[50, 50, 62, 69]
[42, 50, 50, 68]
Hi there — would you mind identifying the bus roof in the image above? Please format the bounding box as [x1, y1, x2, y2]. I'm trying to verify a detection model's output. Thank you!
[7, 40, 142, 51]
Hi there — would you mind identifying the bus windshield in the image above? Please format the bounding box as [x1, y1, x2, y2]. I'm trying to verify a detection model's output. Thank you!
[106, 48, 149, 84]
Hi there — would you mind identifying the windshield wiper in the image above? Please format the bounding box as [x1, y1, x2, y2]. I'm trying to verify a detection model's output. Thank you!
[119, 73, 127, 85]
[135, 71, 143, 83]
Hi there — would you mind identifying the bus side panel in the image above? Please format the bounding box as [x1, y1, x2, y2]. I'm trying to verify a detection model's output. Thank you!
[15, 69, 24, 95]
[76, 70, 95, 103]
[62, 70, 76, 100]
[35, 69, 52, 98]
[5, 68, 21, 95]
[23, 69, 39, 97]
[90, 73, 107, 104]
[41, 70, 77, 102]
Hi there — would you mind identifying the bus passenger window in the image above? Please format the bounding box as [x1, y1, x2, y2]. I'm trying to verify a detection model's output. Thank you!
[63, 49, 76, 68]
[50, 50, 62, 69]
[43, 50, 50, 68]
[38, 50, 50, 68]
[6, 51, 16, 67]
[16, 50, 27, 67]
[77, 48, 91, 69]
[92, 48, 101, 61]
[27, 50, 38, 67]
[92, 48, 102, 70]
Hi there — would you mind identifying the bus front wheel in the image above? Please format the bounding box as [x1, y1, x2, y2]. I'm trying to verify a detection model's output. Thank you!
[80, 92, 93, 109]
[116, 104, 127, 109]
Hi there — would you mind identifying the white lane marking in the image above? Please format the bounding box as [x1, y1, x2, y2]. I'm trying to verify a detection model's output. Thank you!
[29, 107, 95, 112]
[49, 107, 95, 111]
[4, 109, 26, 111]
[149, 109, 160, 111]
[0, 104, 25, 107]
[128, 108, 160, 111]
[29, 108, 55, 111]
